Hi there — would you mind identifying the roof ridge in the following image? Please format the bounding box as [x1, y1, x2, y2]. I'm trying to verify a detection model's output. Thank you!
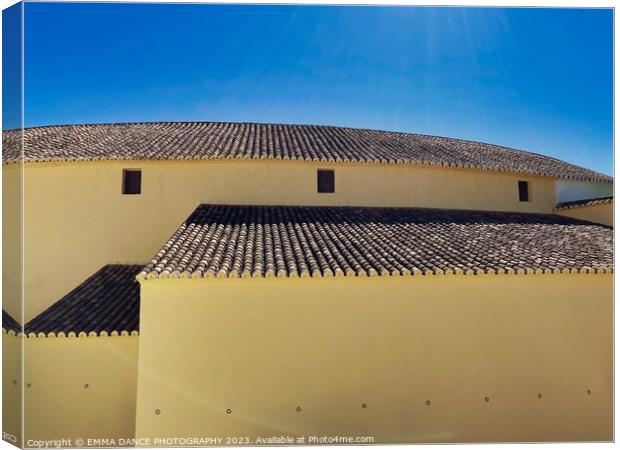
[6, 120, 365, 133]
[0, 121, 594, 160]
[192, 202, 591, 218]
[4, 121, 611, 182]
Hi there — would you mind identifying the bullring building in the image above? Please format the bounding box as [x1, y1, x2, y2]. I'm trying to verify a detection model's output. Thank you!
[2, 122, 613, 445]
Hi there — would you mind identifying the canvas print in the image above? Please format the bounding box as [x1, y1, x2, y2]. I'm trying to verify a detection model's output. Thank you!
[1, 2, 613, 447]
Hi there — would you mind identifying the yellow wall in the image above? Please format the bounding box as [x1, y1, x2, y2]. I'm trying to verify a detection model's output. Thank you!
[136, 274, 612, 443]
[12, 160, 557, 321]
[23, 335, 138, 446]
[3, 164, 22, 322]
[556, 202, 613, 227]
[3, 333, 22, 447]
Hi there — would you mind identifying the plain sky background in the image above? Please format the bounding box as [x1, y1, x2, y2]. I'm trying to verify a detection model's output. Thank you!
[7, 4, 615, 174]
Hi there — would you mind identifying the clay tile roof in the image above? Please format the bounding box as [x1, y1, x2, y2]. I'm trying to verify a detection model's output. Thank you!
[2, 310, 21, 334]
[139, 204, 613, 280]
[555, 195, 614, 211]
[2, 121, 611, 182]
[25, 264, 142, 337]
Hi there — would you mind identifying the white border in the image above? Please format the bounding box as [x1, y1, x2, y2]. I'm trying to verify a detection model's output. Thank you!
[0, 2, 615, 450]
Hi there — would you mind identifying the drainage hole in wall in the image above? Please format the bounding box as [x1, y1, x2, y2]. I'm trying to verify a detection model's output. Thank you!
[296, 406, 302, 412]
[11, 380, 17, 386]
[587, 389, 592, 395]
[425, 400, 431, 406]
[361, 403, 367, 409]
[26, 383, 32, 388]
[84, 383, 89, 389]
[226, 409, 232, 415]
[155, 409, 161, 415]
[537, 393, 543, 399]
[484, 397, 490, 402]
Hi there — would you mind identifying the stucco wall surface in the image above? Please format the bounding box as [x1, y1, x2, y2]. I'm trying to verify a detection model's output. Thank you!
[556, 203, 613, 227]
[3, 333, 22, 446]
[3, 164, 22, 321]
[23, 336, 138, 446]
[12, 160, 558, 321]
[136, 273, 612, 443]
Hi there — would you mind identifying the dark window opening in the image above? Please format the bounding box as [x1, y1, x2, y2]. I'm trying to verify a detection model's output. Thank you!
[317, 169, 335, 193]
[123, 169, 142, 195]
[518, 180, 529, 202]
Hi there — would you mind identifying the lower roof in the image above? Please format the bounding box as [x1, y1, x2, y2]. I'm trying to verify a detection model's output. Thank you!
[25, 265, 142, 337]
[10, 206, 614, 338]
[2, 310, 21, 334]
[555, 195, 613, 211]
[140, 204, 613, 280]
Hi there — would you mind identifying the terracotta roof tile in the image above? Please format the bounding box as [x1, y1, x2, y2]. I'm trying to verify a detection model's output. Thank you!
[25, 265, 142, 337]
[555, 195, 613, 211]
[2, 310, 21, 334]
[2, 122, 611, 182]
[140, 204, 613, 280]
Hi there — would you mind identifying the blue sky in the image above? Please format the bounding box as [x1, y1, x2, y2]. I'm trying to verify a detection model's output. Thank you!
[9, 4, 615, 174]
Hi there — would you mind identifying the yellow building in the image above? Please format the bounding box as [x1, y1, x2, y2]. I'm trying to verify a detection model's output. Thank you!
[2, 121, 614, 446]
[554, 195, 613, 227]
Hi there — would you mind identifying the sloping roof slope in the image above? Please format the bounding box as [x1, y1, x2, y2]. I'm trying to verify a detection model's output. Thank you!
[25, 265, 142, 337]
[2, 310, 21, 334]
[140, 204, 613, 280]
[2, 122, 611, 182]
[555, 195, 613, 211]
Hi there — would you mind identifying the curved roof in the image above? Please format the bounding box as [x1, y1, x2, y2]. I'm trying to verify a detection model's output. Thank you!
[140, 204, 613, 280]
[2, 121, 611, 182]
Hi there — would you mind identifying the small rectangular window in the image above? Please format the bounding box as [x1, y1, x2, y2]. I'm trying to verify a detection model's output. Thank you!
[123, 169, 142, 195]
[518, 180, 529, 202]
[317, 169, 335, 193]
